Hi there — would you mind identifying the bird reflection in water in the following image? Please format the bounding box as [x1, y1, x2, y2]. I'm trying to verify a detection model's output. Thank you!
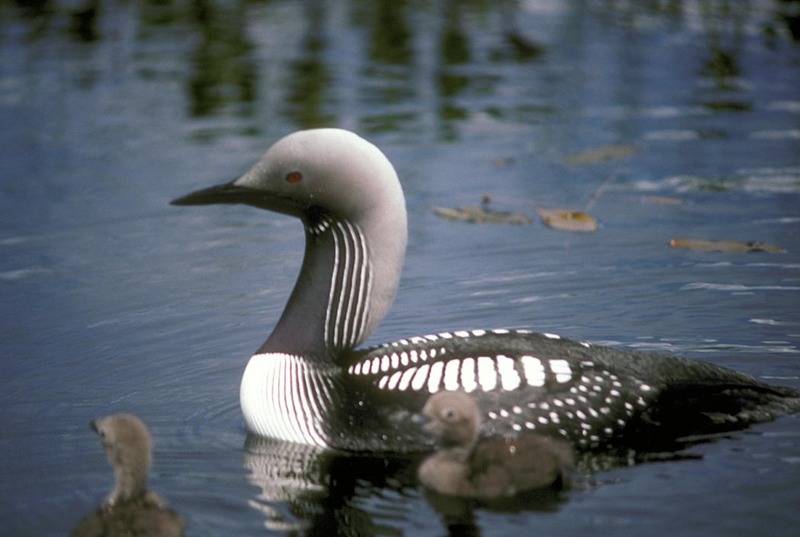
[242, 411, 578, 536]
[243, 435, 422, 534]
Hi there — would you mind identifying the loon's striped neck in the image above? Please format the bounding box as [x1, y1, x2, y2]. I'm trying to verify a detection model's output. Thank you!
[313, 215, 373, 354]
[259, 215, 374, 358]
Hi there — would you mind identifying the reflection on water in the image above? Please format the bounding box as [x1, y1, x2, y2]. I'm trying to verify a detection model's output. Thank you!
[187, 0, 256, 118]
[243, 437, 329, 533]
[243, 436, 423, 534]
[243, 435, 578, 535]
[242, 434, 676, 534]
[282, 1, 334, 128]
[7, 0, 799, 141]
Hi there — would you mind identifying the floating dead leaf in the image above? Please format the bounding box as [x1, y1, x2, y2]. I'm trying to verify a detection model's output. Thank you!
[537, 208, 598, 232]
[433, 205, 531, 225]
[565, 144, 638, 165]
[492, 157, 516, 167]
[669, 238, 785, 253]
[642, 195, 682, 205]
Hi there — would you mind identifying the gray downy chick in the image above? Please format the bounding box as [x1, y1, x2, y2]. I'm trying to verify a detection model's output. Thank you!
[71, 413, 185, 537]
[418, 391, 574, 499]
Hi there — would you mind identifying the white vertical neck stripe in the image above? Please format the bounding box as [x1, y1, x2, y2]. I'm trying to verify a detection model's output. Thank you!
[323, 218, 373, 352]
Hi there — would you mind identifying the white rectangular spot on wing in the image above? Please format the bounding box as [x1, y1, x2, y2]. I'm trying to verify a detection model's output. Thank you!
[496, 354, 521, 390]
[460, 358, 477, 393]
[427, 361, 444, 393]
[476, 356, 497, 391]
[549, 359, 572, 383]
[443, 359, 461, 391]
[397, 367, 417, 391]
[411, 364, 430, 391]
[521, 355, 545, 387]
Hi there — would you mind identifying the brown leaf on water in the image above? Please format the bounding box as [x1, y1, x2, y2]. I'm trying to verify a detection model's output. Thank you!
[564, 144, 638, 165]
[433, 205, 532, 225]
[642, 195, 682, 205]
[669, 238, 785, 253]
[492, 157, 516, 167]
[537, 208, 598, 232]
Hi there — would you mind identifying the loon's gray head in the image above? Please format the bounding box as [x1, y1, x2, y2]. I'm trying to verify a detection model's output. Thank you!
[172, 129, 406, 224]
[172, 129, 409, 355]
[91, 413, 153, 506]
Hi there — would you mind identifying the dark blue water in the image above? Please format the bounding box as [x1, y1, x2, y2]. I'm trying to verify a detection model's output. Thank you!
[2, 1, 799, 535]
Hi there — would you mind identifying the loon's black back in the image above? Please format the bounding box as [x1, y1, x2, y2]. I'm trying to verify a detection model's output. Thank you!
[342, 329, 800, 452]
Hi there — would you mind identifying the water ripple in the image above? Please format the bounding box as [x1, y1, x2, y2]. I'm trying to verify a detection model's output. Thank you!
[681, 282, 800, 292]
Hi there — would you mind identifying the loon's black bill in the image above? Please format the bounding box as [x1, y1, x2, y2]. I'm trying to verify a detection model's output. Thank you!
[170, 181, 260, 206]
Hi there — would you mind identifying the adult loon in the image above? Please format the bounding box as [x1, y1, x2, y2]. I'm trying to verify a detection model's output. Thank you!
[172, 128, 800, 453]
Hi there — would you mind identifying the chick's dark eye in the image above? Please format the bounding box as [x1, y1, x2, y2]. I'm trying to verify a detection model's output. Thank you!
[286, 171, 303, 184]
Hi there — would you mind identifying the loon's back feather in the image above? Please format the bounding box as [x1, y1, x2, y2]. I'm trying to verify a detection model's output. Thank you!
[344, 329, 800, 451]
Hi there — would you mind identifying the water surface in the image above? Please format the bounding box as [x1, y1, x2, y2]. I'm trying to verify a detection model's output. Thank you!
[2, 1, 799, 536]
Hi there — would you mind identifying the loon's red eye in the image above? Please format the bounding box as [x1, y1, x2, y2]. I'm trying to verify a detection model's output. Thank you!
[286, 171, 303, 184]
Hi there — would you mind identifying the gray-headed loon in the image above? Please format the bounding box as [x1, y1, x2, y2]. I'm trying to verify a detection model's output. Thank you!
[171, 128, 800, 453]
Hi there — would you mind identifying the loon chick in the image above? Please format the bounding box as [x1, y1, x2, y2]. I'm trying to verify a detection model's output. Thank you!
[418, 391, 573, 498]
[71, 414, 185, 537]
[171, 128, 800, 453]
